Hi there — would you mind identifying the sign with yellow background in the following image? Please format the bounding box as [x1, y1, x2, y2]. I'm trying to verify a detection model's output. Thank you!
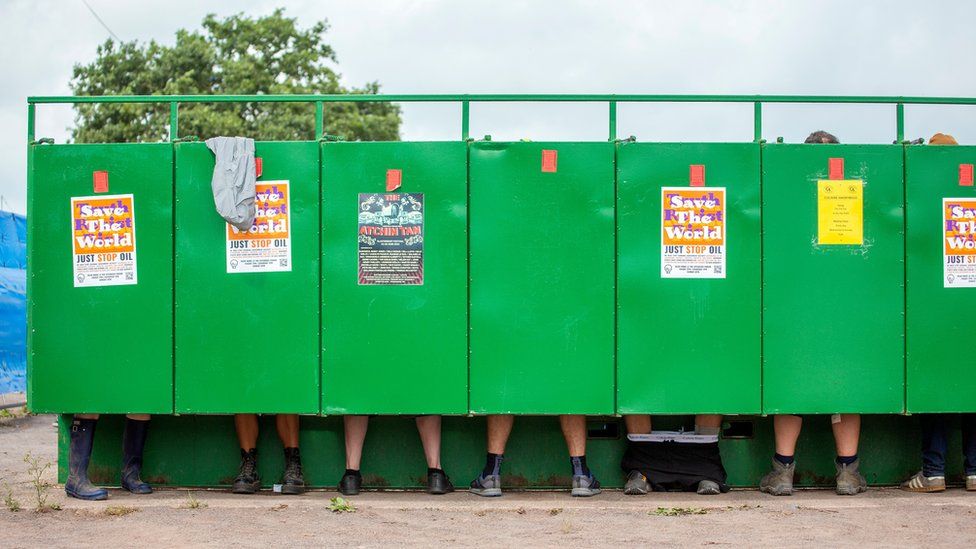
[817, 180, 863, 245]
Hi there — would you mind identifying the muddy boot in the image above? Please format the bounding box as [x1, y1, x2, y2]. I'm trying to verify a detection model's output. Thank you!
[623, 470, 650, 495]
[65, 418, 109, 501]
[835, 459, 867, 496]
[280, 447, 305, 495]
[120, 418, 152, 494]
[759, 458, 794, 496]
[232, 448, 261, 494]
[697, 480, 721, 495]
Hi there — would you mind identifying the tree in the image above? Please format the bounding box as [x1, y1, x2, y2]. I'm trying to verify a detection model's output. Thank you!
[70, 9, 401, 143]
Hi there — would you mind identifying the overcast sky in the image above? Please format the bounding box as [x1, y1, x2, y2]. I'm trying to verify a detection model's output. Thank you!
[2, 0, 975, 214]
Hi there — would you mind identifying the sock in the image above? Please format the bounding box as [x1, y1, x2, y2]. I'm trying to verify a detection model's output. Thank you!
[482, 453, 503, 477]
[570, 455, 590, 476]
[344, 468, 361, 477]
[836, 454, 858, 466]
[427, 467, 443, 475]
[774, 453, 794, 465]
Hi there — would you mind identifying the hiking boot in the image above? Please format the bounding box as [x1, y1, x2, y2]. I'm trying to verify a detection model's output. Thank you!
[759, 459, 794, 496]
[338, 471, 362, 496]
[835, 459, 867, 496]
[571, 473, 601, 497]
[967, 475, 976, 491]
[120, 418, 152, 495]
[280, 447, 304, 495]
[232, 448, 261, 494]
[427, 469, 455, 495]
[899, 471, 945, 493]
[623, 470, 650, 495]
[697, 480, 721, 495]
[469, 474, 502, 497]
[65, 418, 109, 501]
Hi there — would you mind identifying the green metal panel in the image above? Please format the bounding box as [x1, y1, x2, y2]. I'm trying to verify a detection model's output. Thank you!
[469, 142, 615, 414]
[28, 144, 173, 413]
[762, 144, 905, 414]
[321, 142, 467, 414]
[175, 142, 319, 414]
[60, 414, 965, 488]
[617, 143, 761, 414]
[906, 145, 976, 412]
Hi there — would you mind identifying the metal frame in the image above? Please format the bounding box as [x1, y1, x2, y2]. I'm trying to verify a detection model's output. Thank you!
[26, 94, 976, 144]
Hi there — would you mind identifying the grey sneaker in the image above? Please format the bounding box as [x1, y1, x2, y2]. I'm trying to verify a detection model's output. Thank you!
[571, 474, 601, 497]
[697, 480, 721, 495]
[623, 470, 650, 495]
[835, 459, 867, 496]
[469, 474, 502, 497]
[759, 459, 794, 496]
[900, 471, 945, 493]
[966, 475, 976, 491]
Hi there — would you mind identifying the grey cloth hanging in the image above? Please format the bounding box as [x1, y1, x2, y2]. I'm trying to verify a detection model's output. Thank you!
[205, 137, 257, 231]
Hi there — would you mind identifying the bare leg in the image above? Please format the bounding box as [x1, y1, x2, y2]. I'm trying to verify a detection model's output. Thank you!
[416, 415, 442, 469]
[125, 414, 150, 421]
[486, 415, 515, 454]
[559, 415, 587, 456]
[75, 414, 99, 420]
[695, 414, 723, 435]
[276, 414, 300, 448]
[624, 415, 651, 435]
[773, 415, 803, 456]
[234, 414, 259, 450]
[343, 415, 369, 470]
[832, 414, 860, 456]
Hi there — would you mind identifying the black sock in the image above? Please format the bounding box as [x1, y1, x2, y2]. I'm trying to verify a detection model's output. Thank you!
[482, 453, 503, 477]
[570, 455, 589, 476]
[344, 468, 361, 477]
[427, 467, 443, 475]
[774, 453, 794, 465]
[836, 454, 858, 466]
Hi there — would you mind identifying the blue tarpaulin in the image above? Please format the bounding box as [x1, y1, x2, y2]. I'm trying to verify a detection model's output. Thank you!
[0, 211, 26, 394]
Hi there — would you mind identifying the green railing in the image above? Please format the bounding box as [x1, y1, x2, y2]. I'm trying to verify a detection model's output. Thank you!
[26, 94, 976, 144]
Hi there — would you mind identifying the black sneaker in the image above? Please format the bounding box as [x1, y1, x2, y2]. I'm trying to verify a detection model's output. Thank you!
[281, 447, 305, 495]
[427, 469, 455, 495]
[232, 448, 261, 494]
[338, 471, 362, 495]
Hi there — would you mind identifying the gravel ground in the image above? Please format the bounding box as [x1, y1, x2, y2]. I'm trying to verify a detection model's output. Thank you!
[2, 412, 975, 548]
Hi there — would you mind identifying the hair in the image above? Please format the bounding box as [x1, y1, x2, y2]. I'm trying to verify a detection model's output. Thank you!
[929, 133, 958, 145]
[804, 131, 840, 144]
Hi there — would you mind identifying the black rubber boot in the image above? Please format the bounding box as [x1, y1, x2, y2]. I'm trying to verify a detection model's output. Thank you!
[232, 448, 261, 494]
[281, 447, 305, 495]
[65, 418, 109, 501]
[120, 418, 153, 494]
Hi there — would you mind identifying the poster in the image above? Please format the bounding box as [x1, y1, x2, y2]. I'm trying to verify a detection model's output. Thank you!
[817, 180, 863, 245]
[943, 197, 976, 288]
[661, 187, 726, 279]
[71, 194, 137, 287]
[227, 181, 292, 273]
[358, 193, 424, 285]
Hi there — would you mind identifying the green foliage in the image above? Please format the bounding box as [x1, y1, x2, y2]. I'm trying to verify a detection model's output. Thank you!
[3, 481, 21, 512]
[23, 453, 59, 512]
[180, 491, 207, 510]
[652, 507, 708, 516]
[70, 9, 401, 143]
[328, 496, 355, 513]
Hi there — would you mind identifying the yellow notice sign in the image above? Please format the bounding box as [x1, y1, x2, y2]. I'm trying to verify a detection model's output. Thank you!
[817, 180, 863, 245]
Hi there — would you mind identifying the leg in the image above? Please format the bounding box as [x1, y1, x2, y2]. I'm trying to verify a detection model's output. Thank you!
[962, 414, 976, 480]
[470, 415, 514, 497]
[695, 414, 723, 435]
[624, 415, 651, 435]
[343, 415, 369, 470]
[415, 415, 442, 469]
[832, 414, 861, 457]
[275, 414, 300, 449]
[920, 414, 949, 477]
[760, 415, 801, 496]
[559, 415, 587, 457]
[65, 414, 108, 500]
[486, 415, 515, 455]
[232, 414, 261, 494]
[275, 414, 304, 495]
[121, 414, 152, 494]
[773, 415, 802, 457]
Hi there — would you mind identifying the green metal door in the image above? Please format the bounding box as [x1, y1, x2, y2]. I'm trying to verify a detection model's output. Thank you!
[469, 142, 615, 414]
[321, 142, 467, 414]
[906, 145, 976, 412]
[762, 144, 904, 414]
[175, 142, 319, 414]
[28, 144, 173, 413]
[617, 143, 761, 414]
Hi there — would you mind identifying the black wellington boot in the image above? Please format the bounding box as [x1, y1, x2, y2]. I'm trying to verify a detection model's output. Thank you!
[65, 418, 109, 501]
[120, 418, 153, 494]
[281, 447, 305, 495]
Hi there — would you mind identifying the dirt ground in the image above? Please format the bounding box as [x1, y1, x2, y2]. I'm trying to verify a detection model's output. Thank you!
[2, 412, 975, 548]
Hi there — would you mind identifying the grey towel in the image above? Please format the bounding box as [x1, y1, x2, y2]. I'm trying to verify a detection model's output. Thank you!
[205, 137, 256, 231]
